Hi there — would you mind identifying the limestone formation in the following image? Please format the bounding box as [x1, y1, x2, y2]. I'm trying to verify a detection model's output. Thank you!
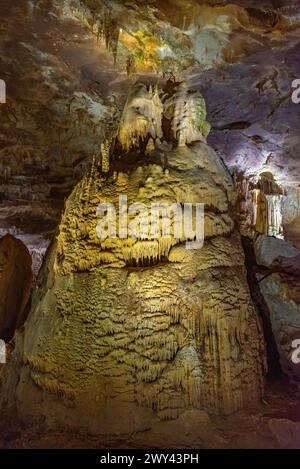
[236, 174, 285, 239]
[269, 419, 300, 448]
[1, 82, 266, 436]
[118, 83, 163, 152]
[100, 140, 111, 173]
[254, 235, 300, 392]
[168, 82, 211, 146]
[283, 188, 300, 250]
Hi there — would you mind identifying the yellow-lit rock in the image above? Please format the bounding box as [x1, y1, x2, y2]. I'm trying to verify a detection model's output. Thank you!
[1, 82, 266, 435]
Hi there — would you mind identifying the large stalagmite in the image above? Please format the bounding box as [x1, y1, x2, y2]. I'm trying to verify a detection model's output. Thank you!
[1, 81, 266, 435]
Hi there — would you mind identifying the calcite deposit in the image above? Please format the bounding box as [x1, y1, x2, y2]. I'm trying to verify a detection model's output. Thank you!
[1, 0, 300, 450]
[0, 82, 266, 435]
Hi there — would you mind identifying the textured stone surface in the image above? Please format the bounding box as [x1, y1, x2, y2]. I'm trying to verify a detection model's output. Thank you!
[1, 0, 299, 446]
[148, 409, 214, 447]
[0, 83, 266, 435]
[2, 381, 300, 448]
[1, 0, 300, 253]
[259, 273, 300, 387]
[255, 234, 300, 388]
[269, 418, 300, 448]
[283, 189, 300, 250]
[254, 234, 300, 275]
[0, 234, 33, 341]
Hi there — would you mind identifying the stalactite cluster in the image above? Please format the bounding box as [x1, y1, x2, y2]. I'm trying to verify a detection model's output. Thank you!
[118, 83, 163, 152]
[97, 8, 120, 63]
[168, 82, 211, 146]
[117, 81, 211, 154]
[235, 172, 285, 239]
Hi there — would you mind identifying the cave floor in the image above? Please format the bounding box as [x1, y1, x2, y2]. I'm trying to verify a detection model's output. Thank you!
[0, 380, 299, 449]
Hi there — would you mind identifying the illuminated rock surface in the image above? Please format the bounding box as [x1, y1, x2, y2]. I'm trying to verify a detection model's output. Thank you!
[0, 82, 266, 436]
[0, 0, 300, 449]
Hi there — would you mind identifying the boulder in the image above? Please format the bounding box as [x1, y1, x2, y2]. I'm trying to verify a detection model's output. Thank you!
[254, 234, 300, 275]
[259, 272, 300, 387]
[0, 234, 33, 342]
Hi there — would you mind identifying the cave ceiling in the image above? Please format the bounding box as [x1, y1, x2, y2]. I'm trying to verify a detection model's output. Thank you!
[0, 0, 300, 251]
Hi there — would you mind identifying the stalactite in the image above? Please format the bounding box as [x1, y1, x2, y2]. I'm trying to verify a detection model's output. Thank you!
[118, 83, 163, 152]
[255, 190, 268, 235]
[98, 9, 120, 64]
[126, 55, 136, 78]
[236, 171, 285, 239]
[235, 175, 250, 198]
[254, 187, 284, 239]
[257, 173, 282, 195]
[266, 194, 284, 238]
[101, 140, 111, 173]
[252, 189, 260, 226]
[118, 81, 211, 152]
[170, 82, 211, 146]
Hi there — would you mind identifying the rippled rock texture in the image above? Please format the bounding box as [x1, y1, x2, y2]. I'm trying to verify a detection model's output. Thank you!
[0, 82, 266, 436]
[0, 0, 299, 448]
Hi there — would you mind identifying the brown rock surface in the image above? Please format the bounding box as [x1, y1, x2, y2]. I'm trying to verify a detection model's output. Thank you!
[269, 418, 300, 448]
[259, 272, 300, 388]
[0, 234, 33, 341]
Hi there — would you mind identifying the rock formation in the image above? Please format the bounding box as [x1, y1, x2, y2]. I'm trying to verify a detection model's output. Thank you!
[254, 235, 300, 389]
[255, 234, 300, 276]
[0, 81, 266, 436]
[1, 0, 300, 265]
[259, 272, 300, 390]
[167, 82, 211, 146]
[0, 0, 300, 450]
[0, 234, 33, 342]
[236, 173, 285, 240]
[118, 83, 163, 152]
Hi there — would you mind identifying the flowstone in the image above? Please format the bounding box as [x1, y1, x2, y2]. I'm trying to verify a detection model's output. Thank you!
[1, 81, 266, 435]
